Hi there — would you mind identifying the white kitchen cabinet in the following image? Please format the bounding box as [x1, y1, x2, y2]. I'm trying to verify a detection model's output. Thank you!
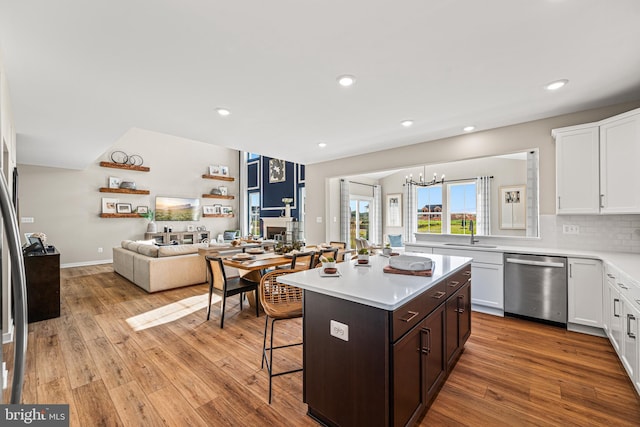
[621, 293, 639, 386]
[608, 280, 624, 354]
[554, 125, 600, 214]
[603, 265, 618, 336]
[600, 110, 640, 214]
[404, 244, 432, 254]
[432, 248, 503, 316]
[552, 107, 640, 215]
[567, 258, 602, 328]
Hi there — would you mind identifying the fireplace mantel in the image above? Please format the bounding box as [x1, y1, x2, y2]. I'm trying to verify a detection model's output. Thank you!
[262, 217, 293, 238]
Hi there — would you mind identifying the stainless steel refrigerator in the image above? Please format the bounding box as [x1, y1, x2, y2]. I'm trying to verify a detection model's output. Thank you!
[0, 170, 28, 403]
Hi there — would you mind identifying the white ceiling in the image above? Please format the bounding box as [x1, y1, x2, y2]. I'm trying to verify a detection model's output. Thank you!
[1, 1, 640, 170]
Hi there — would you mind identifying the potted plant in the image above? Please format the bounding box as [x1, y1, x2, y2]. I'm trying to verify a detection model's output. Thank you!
[357, 248, 369, 264]
[139, 209, 156, 233]
[383, 242, 392, 256]
[320, 255, 337, 274]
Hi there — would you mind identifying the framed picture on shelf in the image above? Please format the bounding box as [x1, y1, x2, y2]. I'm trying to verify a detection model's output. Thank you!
[101, 197, 119, 214]
[269, 158, 286, 183]
[116, 203, 133, 214]
[219, 165, 229, 176]
[208, 165, 220, 175]
[136, 206, 148, 214]
[218, 186, 228, 195]
[499, 185, 526, 230]
[108, 176, 121, 189]
[203, 206, 216, 215]
[214, 204, 222, 214]
[221, 206, 232, 214]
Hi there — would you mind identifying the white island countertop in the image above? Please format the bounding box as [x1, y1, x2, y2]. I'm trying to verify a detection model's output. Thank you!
[277, 253, 472, 311]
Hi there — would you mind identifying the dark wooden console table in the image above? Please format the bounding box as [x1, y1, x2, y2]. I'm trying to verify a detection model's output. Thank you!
[25, 247, 60, 323]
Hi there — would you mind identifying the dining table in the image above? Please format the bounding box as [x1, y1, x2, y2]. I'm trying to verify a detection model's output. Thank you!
[221, 251, 295, 310]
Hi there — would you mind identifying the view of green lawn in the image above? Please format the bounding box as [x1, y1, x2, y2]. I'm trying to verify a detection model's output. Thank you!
[418, 214, 476, 234]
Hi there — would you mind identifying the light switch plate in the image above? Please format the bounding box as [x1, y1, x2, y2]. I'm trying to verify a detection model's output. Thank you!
[562, 224, 579, 234]
[21, 217, 34, 223]
[330, 320, 349, 341]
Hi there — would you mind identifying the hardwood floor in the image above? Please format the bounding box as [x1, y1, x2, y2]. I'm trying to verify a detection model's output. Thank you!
[4, 264, 640, 426]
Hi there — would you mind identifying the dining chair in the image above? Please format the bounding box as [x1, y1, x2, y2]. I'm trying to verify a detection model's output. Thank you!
[259, 269, 303, 403]
[338, 249, 356, 262]
[329, 241, 347, 249]
[314, 247, 338, 267]
[205, 255, 259, 328]
[293, 251, 317, 269]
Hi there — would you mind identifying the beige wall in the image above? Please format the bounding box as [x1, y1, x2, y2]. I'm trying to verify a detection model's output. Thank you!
[305, 100, 640, 245]
[18, 128, 240, 266]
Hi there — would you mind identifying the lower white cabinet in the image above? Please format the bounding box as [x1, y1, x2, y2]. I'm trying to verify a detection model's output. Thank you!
[621, 296, 639, 385]
[603, 264, 640, 396]
[432, 248, 504, 316]
[567, 258, 603, 328]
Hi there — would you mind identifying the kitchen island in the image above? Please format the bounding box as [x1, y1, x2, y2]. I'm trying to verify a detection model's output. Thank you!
[278, 253, 472, 427]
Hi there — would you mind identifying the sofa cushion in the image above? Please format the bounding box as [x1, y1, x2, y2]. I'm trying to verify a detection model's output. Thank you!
[137, 244, 159, 257]
[157, 244, 200, 257]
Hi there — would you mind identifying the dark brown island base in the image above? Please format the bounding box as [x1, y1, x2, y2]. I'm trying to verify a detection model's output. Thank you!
[279, 253, 472, 426]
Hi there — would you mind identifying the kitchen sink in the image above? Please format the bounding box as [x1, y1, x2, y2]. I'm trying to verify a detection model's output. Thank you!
[443, 243, 497, 249]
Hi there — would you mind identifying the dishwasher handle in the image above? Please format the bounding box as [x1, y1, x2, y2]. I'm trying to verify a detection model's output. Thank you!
[505, 257, 565, 268]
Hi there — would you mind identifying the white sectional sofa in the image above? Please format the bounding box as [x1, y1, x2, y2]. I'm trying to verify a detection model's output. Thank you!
[113, 240, 216, 293]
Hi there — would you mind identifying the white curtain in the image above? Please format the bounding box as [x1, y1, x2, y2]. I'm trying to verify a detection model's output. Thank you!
[476, 176, 491, 235]
[340, 179, 350, 245]
[404, 183, 416, 242]
[373, 185, 382, 245]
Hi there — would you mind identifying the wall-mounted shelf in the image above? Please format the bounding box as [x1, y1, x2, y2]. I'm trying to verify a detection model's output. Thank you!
[203, 214, 235, 218]
[202, 174, 235, 182]
[202, 194, 235, 200]
[99, 187, 150, 195]
[100, 161, 150, 172]
[99, 213, 141, 218]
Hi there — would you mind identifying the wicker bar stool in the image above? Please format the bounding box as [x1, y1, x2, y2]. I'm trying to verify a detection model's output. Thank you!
[259, 269, 304, 403]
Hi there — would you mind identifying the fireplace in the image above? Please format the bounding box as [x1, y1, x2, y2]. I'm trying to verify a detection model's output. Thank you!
[266, 226, 287, 239]
[261, 217, 293, 239]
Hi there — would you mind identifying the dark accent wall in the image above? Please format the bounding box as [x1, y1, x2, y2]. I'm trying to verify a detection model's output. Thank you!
[247, 156, 305, 221]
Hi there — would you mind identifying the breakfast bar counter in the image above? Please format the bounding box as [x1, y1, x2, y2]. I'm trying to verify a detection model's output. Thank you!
[278, 253, 472, 427]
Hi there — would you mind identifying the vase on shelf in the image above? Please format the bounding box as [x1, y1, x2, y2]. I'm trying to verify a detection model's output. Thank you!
[147, 221, 157, 233]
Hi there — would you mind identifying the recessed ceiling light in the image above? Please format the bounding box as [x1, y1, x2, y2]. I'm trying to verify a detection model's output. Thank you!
[545, 79, 569, 91]
[337, 75, 356, 87]
[216, 107, 231, 116]
[463, 126, 475, 132]
[401, 120, 414, 128]
[318, 142, 327, 148]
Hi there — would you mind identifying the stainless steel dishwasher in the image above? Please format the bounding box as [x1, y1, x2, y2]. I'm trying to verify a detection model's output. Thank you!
[504, 253, 568, 326]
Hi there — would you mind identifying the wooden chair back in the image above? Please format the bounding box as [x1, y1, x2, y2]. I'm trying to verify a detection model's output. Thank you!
[205, 255, 226, 290]
[329, 241, 347, 249]
[259, 269, 303, 319]
[291, 251, 316, 270]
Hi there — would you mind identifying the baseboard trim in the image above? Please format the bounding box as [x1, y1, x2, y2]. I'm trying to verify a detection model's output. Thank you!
[471, 304, 504, 317]
[2, 322, 14, 344]
[567, 323, 606, 337]
[61, 259, 113, 269]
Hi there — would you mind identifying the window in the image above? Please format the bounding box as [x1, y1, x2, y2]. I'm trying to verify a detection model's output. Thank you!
[247, 152, 260, 161]
[249, 192, 260, 236]
[448, 182, 476, 235]
[417, 186, 442, 234]
[350, 198, 371, 248]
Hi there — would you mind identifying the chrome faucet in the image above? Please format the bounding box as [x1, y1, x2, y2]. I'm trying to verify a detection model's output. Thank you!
[469, 220, 479, 245]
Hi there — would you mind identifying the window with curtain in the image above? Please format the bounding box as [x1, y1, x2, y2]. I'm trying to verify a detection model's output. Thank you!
[249, 192, 261, 236]
[448, 181, 476, 235]
[416, 186, 443, 234]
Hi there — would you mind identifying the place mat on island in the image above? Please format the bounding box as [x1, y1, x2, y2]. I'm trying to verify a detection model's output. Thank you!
[383, 265, 433, 276]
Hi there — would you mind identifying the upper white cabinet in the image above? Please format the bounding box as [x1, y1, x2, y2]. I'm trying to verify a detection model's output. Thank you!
[554, 125, 600, 214]
[600, 111, 640, 213]
[553, 108, 640, 215]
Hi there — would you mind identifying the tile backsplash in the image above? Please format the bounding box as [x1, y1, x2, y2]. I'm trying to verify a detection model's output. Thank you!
[548, 214, 640, 253]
